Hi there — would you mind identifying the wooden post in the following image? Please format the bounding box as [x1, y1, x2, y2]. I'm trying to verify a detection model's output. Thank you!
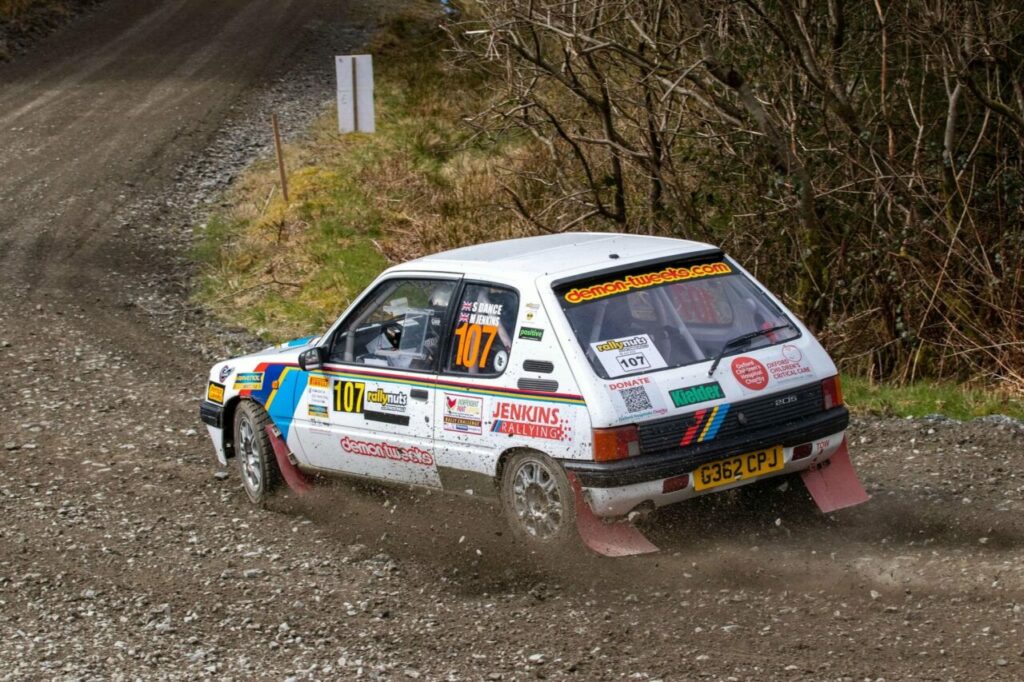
[351, 57, 359, 132]
[272, 113, 289, 203]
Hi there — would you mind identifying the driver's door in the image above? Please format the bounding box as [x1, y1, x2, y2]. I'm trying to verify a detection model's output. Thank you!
[290, 276, 458, 488]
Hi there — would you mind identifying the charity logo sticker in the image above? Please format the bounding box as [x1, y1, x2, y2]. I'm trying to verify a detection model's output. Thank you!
[731, 356, 768, 391]
[766, 344, 815, 384]
[443, 394, 483, 435]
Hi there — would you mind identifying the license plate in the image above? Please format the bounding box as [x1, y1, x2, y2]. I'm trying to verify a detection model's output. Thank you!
[693, 445, 784, 492]
[206, 382, 225, 405]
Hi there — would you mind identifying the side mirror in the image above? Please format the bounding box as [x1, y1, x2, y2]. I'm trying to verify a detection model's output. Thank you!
[298, 347, 325, 371]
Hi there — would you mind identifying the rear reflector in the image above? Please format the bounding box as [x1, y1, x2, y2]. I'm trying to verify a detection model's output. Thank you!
[822, 375, 844, 410]
[592, 425, 640, 462]
[662, 474, 690, 494]
[793, 443, 814, 460]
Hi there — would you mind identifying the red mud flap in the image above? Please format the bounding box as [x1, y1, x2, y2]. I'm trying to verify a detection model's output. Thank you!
[265, 425, 314, 496]
[568, 472, 659, 557]
[800, 438, 869, 513]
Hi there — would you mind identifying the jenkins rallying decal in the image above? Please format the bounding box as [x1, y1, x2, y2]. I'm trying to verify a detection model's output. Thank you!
[669, 381, 724, 408]
[340, 437, 434, 467]
[490, 402, 567, 441]
[564, 262, 732, 304]
[731, 356, 769, 391]
[233, 372, 264, 390]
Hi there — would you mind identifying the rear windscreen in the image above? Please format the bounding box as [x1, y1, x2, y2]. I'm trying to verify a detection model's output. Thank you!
[554, 257, 799, 380]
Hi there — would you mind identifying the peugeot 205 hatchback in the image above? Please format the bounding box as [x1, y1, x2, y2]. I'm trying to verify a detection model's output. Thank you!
[200, 233, 868, 554]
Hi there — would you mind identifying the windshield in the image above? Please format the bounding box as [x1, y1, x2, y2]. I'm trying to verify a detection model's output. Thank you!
[555, 257, 799, 380]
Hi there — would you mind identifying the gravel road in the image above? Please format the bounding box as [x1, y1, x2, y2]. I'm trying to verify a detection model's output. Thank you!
[1, 2, 1023, 680]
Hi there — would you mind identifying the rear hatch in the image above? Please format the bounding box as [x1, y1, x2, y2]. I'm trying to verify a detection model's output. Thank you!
[552, 252, 846, 467]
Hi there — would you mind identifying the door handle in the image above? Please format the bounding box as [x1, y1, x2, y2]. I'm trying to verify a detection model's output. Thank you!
[410, 388, 429, 401]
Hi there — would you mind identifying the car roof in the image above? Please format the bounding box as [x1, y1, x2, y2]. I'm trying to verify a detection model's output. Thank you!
[393, 232, 718, 282]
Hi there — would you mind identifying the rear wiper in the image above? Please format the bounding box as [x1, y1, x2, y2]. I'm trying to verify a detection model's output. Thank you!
[707, 324, 791, 377]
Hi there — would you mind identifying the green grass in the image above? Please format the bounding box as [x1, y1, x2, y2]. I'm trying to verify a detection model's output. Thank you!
[192, 4, 526, 342]
[842, 374, 1024, 421]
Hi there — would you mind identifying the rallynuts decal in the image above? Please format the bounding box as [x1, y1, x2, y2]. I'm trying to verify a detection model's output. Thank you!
[340, 437, 434, 467]
[490, 402, 569, 441]
[731, 356, 769, 391]
[590, 334, 668, 378]
[564, 262, 732, 304]
[443, 394, 483, 435]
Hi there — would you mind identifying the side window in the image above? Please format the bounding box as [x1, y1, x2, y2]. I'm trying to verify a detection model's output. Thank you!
[328, 278, 457, 371]
[444, 283, 519, 376]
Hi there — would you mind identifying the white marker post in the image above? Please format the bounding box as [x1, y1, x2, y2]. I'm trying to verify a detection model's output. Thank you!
[336, 55, 375, 134]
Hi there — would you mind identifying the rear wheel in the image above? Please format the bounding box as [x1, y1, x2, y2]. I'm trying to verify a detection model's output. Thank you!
[500, 451, 576, 547]
[233, 401, 280, 504]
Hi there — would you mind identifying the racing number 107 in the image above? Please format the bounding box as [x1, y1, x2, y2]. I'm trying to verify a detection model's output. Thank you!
[453, 323, 498, 369]
[333, 380, 365, 413]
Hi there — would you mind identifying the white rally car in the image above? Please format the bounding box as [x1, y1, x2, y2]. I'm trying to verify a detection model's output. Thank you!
[200, 233, 868, 555]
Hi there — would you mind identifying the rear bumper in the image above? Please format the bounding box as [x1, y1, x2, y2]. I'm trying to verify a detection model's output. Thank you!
[580, 430, 848, 517]
[563, 407, 849, 488]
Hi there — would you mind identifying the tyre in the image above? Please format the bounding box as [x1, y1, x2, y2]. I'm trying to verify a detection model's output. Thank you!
[233, 400, 281, 505]
[500, 451, 577, 547]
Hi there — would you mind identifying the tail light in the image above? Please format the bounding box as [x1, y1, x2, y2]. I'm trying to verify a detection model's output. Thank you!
[822, 375, 844, 410]
[592, 425, 640, 462]
[792, 443, 814, 460]
[662, 474, 690, 493]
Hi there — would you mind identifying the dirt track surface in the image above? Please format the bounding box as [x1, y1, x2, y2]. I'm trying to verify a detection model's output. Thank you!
[1, 2, 1024, 680]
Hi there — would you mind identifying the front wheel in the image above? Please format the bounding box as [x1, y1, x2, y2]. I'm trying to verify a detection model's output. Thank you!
[500, 451, 577, 547]
[233, 401, 281, 505]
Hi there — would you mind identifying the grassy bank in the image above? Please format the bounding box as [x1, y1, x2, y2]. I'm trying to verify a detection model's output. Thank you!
[194, 3, 526, 340]
[842, 376, 1024, 422]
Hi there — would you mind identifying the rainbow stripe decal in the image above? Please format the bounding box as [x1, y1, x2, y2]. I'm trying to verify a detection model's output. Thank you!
[679, 404, 730, 446]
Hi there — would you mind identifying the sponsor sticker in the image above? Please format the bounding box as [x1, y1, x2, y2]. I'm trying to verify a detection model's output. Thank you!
[233, 372, 264, 390]
[443, 394, 483, 435]
[518, 327, 544, 341]
[206, 382, 225, 405]
[308, 404, 329, 419]
[308, 375, 330, 389]
[765, 344, 815, 384]
[606, 376, 668, 419]
[340, 436, 434, 467]
[365, 387, 408, 413]
[731, 356, 769, 391]
[564, 262, 732, 304]
[669, 381, 724, 408]
[490, 401, 568, 440]
[218, 365, 233, 383]
[591, 334, 668, 378]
